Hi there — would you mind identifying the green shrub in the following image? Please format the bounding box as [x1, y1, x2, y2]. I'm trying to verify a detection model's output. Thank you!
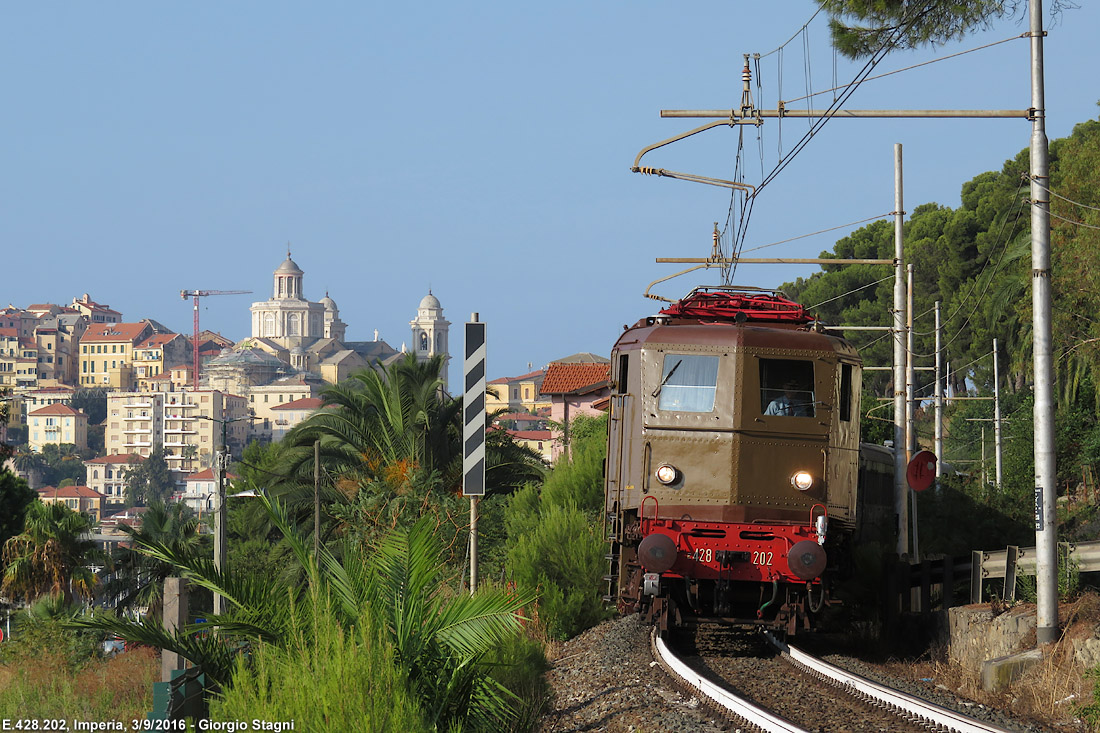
[505, 413, 610, 640]
[211, 604, 429, 732]
[486, 630, 551, 733]
[508, 503, 608, 640]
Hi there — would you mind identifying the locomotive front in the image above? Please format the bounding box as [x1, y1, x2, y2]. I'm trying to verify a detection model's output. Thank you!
[604, 288, 863, 633]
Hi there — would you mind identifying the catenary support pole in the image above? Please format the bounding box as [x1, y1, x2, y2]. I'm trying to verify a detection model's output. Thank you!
[1030, 0, 1058, 645]
[893, 144, 909, 557]
[213, 444, 227, 616]
[907, 263, 919, 558]
[935, 301, 944, 491]
[993, 339, 1003, 488]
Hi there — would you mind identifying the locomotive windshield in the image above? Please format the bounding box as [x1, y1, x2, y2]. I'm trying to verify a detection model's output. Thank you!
[655, 353, 719, 412]
[760, 359, 815, 417]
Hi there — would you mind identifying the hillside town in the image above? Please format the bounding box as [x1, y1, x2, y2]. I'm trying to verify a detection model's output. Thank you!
[0, 252, 611, 521]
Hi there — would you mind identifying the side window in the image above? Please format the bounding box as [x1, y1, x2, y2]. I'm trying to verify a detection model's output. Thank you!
[616, 354, 629, 395]
[759, 359, 815, 417]
[655, 354, 719, 412]
[839, 363, 853, 422]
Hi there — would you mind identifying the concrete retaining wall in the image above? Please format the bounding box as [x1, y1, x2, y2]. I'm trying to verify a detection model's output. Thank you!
[946, 605, 1036, 668]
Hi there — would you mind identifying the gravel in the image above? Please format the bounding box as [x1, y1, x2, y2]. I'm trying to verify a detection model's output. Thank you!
[537, 615, 1085, 733]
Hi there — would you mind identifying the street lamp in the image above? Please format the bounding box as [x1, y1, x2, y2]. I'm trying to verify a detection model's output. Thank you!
[195, 411, 255, 616]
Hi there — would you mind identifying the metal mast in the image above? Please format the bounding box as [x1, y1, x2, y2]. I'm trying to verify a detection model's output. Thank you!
[1029, 0, 1058, 645]
[893, 145, 908, 556]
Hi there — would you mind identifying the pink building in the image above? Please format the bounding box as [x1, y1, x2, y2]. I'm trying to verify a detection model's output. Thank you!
[538, 362, 612, 462]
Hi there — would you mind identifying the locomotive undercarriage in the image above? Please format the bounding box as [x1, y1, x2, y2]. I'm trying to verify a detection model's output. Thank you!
[624, 570, 828, 635]
[608, 513, 846, 635]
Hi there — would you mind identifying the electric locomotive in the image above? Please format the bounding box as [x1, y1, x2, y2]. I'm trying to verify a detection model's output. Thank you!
[604, 286, 890, 634]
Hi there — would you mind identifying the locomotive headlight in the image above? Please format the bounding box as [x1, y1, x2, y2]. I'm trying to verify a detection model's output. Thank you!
[790, 471, 815, 491]
[655, 463, 681, 485]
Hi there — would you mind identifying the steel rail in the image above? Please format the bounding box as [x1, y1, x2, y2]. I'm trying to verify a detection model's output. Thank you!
[766, 632, 1015, 733]
[651, 628, 808, 733]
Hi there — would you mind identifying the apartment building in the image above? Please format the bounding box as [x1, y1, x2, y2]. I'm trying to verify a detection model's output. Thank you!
[133, 333, 192, 383]
[105, 389, 250, 475]
[27, 403, 88, 452]
[269, 397, 323, 441]
[34, 313, 87, 386]
[79, 322, 153, 388]
[248, 378, 319, 441]
[37, 485, 106, 522]
[0, 328, 18, 387]
[70, 293, 122, 324]
[485, 369, 550, 415]
[84, 453, 144, 506]
[14, 337, 38, 388]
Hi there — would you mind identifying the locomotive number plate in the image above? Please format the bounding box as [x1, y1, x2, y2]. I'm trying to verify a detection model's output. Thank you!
[690, 549, 713, 562]
[752, 551, 774, 566]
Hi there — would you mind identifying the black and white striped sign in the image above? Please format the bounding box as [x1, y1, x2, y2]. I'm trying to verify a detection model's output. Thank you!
[463, 319, 486, 496]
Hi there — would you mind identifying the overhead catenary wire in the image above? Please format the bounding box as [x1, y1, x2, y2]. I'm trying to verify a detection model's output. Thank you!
[809, 273, 894, 310]
[1045, 208, 1100, 230]
[1028, 174, 1100, 212]
[781, 34, 1026, 107]
[740, 212, 893, 254]
[908, 188, 1029, 356]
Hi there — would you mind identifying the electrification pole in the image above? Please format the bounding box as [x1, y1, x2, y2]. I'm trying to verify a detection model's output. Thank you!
[934, 301, 944, 489]
[213, 442, 228, 616]
[1030, 0, 1058, 645]
[893, 144, 909, 557]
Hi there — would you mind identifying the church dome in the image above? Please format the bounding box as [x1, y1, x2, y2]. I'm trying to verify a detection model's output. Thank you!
[275, 256, 303, 276]
[418, 292, 441, 310]
[320, 292, 338, 311]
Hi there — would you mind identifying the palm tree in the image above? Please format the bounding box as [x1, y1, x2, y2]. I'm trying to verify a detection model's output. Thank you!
[102, 501, 207, 619]
[284, 353, 462, 486]
[284, 354, 545, 495]
[2, 500, 105, 603]
[9, 449, 47, 489]
[72, 496, 535, 728]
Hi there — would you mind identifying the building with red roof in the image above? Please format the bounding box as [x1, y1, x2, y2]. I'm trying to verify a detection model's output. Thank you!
[269, 396, 324, 441]
[28, 403, 88, 453]
[84, 453, 145, 506]
[37, 485, 107, 522]
[539, 361, 612, 462]
[78, 322, 154, 388]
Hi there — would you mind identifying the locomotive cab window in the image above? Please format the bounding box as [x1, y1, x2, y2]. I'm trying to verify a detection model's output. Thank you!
[654, 353, 719, 412]
[759, 359, 815, 417]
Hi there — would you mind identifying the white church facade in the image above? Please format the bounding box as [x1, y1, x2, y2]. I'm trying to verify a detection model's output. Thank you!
[203, 251, 450, 393]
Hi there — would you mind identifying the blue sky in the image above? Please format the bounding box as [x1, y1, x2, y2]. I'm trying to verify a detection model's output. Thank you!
[3, 2, 1097, 387]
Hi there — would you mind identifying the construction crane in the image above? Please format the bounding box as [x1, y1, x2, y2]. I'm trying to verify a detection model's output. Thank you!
[180, 289, 252, 390]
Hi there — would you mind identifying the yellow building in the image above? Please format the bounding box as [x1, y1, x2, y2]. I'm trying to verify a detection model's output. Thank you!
[0, 328, 18, 387]
[105, 390, 250, 474]
[248, 379, 319, 441]
[28, 403, 88, 453]
[37, 485, 106, 522]
[79, 322, 153, 388]
[133, 333, 192, 386]
[84, 453, 145, 507]
[486, 369, 550, 414]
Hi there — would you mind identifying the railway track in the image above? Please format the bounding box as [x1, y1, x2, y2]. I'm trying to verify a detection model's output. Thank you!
[652, 625, 1018, 733]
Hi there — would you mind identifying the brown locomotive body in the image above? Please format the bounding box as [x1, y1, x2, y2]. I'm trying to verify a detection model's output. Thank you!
[604, 287, 891, 633]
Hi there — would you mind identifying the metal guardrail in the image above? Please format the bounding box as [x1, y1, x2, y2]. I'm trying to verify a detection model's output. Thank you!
[970, 540, 1100, 603]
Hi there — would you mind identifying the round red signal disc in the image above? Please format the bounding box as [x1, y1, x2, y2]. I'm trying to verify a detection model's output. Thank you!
[906, 450, 937, 492]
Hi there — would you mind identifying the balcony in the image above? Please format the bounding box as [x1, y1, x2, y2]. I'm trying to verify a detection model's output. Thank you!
[123, 401, 153, 409]
[124, 440, 152, 448]
[164, 426, 197, 435]
[123, 428, 152, 435]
